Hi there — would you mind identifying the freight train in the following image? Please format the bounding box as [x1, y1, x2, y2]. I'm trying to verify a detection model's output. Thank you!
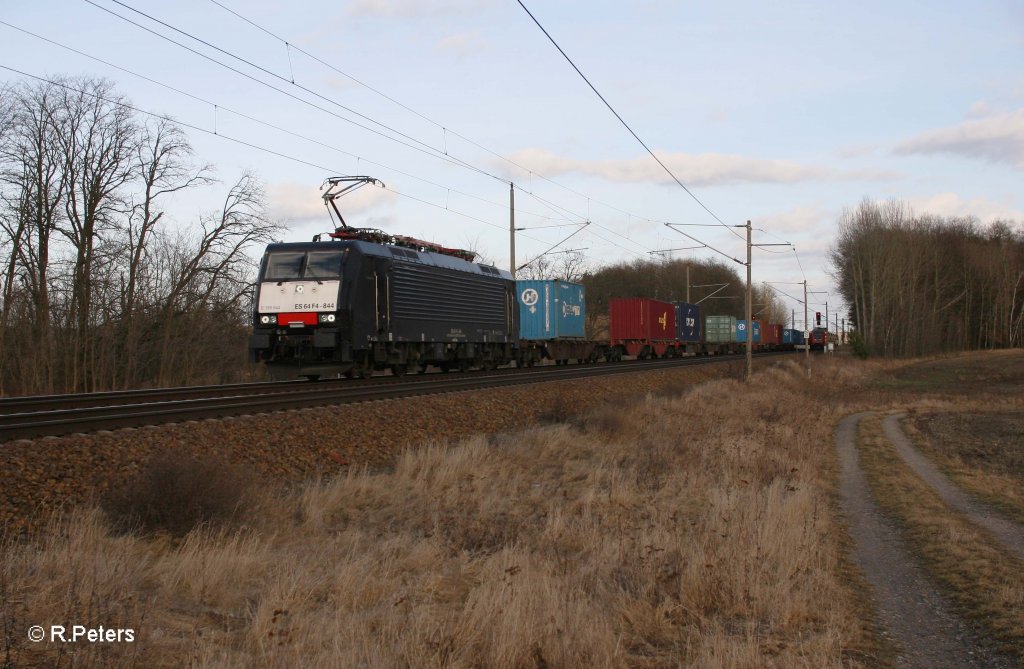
[247, 230, 805, 380]
[248, 177, 805, 380]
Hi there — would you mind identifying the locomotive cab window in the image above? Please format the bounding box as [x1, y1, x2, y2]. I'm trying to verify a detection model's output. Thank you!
[264, 252, 305, 280]
[305, 251, 344, 279]
[263, 250, 346, 281]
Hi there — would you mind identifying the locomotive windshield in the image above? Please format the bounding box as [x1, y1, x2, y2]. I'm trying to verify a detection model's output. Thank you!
[262, 250, 345, 281]
[305, 251, 344, 278]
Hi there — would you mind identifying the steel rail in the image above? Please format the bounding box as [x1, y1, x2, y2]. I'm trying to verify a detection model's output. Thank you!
[0, 358, 626, 413]
[0, 353, 785, 442]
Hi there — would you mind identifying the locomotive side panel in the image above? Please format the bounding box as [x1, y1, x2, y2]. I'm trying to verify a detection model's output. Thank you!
[388, 261, 515, 342]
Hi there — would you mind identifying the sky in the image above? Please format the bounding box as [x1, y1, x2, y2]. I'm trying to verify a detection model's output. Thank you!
[2, 0, 1023, 328]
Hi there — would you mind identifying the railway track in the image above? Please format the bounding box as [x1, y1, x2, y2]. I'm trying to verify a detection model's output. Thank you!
[0, 353, 777, 442]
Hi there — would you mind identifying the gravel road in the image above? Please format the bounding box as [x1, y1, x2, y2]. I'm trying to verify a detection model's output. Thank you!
[835, 413, 1014, 669]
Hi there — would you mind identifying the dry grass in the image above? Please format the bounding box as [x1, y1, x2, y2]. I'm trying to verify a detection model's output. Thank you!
[2, 357, 883, 668]
[857, 413, 1024, 660]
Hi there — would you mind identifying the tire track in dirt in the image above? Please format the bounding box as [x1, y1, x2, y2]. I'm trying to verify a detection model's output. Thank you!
[883, 413, 1024, 562]
[835, 413, 1012, 669]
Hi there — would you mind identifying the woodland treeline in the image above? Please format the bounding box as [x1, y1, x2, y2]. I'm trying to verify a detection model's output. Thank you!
[581, 258, 788, 338]
[0, 77, 280, 395]
[830, 199, 1024, 357]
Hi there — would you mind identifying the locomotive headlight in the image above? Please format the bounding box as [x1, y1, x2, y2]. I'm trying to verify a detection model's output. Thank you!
[259, 314, 276, 325]
[326, 314, 336, 323]
[319, 313, 336, 324]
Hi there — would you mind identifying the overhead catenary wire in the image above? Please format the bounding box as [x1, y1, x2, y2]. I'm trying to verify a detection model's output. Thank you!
[0, 65, 558, 247]
[514, 0, 743, 242]
[207, 0, 754, 263]
[79, 0, 499, 183]
[205, 0, 720, 249]
[0, 21, 579, 227]
[45, 2, 774, 273]
[516, 223, 590, 271]
[79, 0, 665, 258]
[100, 0, 779, 269]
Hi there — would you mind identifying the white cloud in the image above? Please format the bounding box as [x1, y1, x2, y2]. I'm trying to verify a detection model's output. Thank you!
[966, 100, 1000, 119]
[758, 204, 831, 234]
[894, 108, 1024, 169]
[496, 148, 897, 187]
[903, 192, 1024, 223]
[437, 31, 485, 56]
[834, 143, 879, 160]
[346, 0, 491, 18]
[267, 181, 397, 229]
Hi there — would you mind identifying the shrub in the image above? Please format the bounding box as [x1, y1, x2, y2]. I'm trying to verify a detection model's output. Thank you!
[535, 397, 575, 424]
[849, 331, 870, 359]
[102, 449, 254, 536]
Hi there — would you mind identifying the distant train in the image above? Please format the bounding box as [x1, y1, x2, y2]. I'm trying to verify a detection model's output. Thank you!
[248, 226, 805, 380]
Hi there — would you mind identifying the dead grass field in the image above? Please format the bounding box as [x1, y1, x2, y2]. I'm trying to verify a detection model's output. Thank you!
[2, 357, 885, 669]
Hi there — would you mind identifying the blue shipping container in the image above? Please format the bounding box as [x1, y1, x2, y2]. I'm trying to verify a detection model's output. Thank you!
[736, 319, 761, 343]
[517, 280, 586, 340]
[782, 328, 805, 345]
[675, 302, 702, 342]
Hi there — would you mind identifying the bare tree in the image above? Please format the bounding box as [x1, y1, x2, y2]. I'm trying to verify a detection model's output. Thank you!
[113, 118, 213, 387]
[0, 80, 70, 393]
[154, 172, 279, 385]
[517, 250, 588, 282]
[0, 76, 280, 394]
[56, 78, 139, 391]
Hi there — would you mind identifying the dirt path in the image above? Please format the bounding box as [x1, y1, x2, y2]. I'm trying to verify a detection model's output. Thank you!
[835, 413, 1013, 669]
[883, 413, 1024, 561]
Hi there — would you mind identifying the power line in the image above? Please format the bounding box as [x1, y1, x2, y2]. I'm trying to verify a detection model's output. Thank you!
[38, 3, 782, 274]
[204, 0, 718, 248]
[0, 65, 558, 246]
[515, 0, 742, 242]
[93, 0, 762, 265]
[203, 0, 765, 264]
[0, 20, 574, 229]
[79, 0, 497, 182]
[82, 0, 665, 258]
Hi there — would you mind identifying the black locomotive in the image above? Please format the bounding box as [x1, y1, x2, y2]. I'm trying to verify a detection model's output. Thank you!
[248, 235, 518, 380]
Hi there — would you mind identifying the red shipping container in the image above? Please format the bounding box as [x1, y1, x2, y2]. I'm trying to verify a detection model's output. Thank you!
[610, 298, 677, 357]
[761, 322, 782, 346]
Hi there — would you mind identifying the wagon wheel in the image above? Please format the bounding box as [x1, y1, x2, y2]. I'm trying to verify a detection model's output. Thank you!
[417, 364, 428, 374]
[458, 360, 470, 373]
[303, 374, 321, 381]
[439, 362, 451, 373]
[391, 364, 406, 377]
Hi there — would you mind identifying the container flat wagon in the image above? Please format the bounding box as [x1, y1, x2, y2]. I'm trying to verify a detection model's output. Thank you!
[609, 297, 680, 359]
[517, 279, 606, 365]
